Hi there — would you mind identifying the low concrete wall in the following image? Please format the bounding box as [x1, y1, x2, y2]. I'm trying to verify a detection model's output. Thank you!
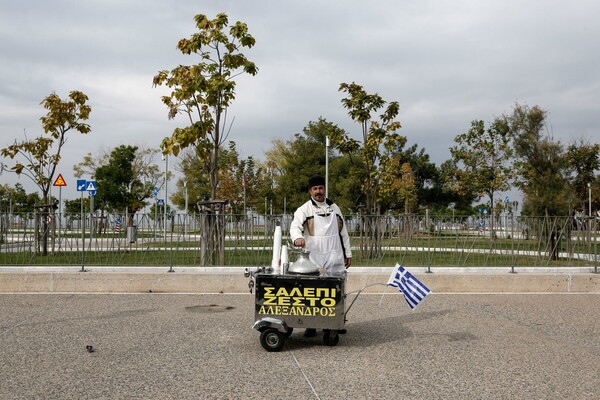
[1, 267, 599, 293]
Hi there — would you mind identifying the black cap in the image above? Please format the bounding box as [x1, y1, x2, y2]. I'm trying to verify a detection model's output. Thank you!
[308, 175, 325, 188]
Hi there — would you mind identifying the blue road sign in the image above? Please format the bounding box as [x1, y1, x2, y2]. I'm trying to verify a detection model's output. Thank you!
[86, 181, 97, 191]
[153, 186, 159, 197]
[157, 199, 165, 206]
[505, 196, 510, 203]
[88, 189, 97, 196]
[77, 180, 87, 192]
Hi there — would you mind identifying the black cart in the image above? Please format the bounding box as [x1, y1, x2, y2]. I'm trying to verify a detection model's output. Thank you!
[251, 273, 346, 351]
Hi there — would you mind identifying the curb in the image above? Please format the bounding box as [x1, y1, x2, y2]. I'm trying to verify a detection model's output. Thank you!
[1, 267, 599, 293]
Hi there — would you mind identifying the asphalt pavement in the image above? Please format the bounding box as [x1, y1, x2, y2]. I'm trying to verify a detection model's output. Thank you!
[1, 292, 598, 399]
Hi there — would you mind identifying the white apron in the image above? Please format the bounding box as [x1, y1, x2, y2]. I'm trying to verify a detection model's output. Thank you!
[306, 212, 345, 276]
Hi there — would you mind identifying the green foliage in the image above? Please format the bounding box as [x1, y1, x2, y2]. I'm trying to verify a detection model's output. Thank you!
[273, 118, 360, 211]
[564, 139, 600, 212]
[95, 146, 137, 212]
[171, 142, 266, 214]
[147, 202, 175, 221]
[1, 91, 91, 203]
[450, 118, 512, 215]
[153, 12, 257, 200]
[92, 146, 158, 213]
[0, 183, 41, 215]
[64, 197, 89, 216]
[217, 142, 266, 214]
[334, 82, 404, 214]
[0, 90, 91, 255]
[506, 104, 571, 216]
[172, 148, 212, 210]
[74, 146, 163, 215]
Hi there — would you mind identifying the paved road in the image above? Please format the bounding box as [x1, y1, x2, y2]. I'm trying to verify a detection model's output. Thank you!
[1, 293, 598, 399]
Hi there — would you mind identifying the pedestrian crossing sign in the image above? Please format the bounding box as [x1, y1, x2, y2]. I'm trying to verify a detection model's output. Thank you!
[86, 181, 97, 191]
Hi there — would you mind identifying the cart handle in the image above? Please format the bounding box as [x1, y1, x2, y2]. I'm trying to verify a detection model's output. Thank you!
[344, 283, 389, 320]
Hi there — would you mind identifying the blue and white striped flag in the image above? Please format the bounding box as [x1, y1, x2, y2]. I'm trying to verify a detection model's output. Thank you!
[387, 264, 431, 309]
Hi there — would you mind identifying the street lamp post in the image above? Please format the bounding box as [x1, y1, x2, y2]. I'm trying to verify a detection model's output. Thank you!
[184, 181, 188, 238]
[589, 182, 598, 273]
[163, 154, 168, 239]
[588, 182, 592, 247]
[325, 136, 330, 198]
[588, 182, 592, 218]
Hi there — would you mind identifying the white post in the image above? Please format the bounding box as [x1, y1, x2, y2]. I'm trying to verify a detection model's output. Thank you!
[589, 182, 592, 217]
[163, 154, 168, 238]
[325, 136, 330, 198]
[589, 182, 593, 247]
[184, 181, 188, 238]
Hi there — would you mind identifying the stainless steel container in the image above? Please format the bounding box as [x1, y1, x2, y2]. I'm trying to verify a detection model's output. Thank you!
[287, 249, 320, 275]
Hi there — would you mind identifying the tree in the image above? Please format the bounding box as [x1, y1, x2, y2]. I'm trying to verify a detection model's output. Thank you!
[93, 145, 164, 226]
[0, 183, 41, 215]
[0, 184, 46, 244]
[171, 147, 212, 212]
[449, 118, 512, 239]
[95, 146, 137, 213]
[506, 103, 570, 259]
[380, 161, 417, 215]
[74, 146, 164, 219]
[153, 12, 258, 200]
[153, 12, 257, 266]
[397, 145, 458, 213]
[63, 197, 90, 229]
[1, 91, 91, 255]
[507, 104, 570, 216]
[438, 159, 477, 216]
[334, 83, 404, 214]
[274, 118, 355, 212]
[216, 142, 264, 215]
[72, 147, 109, 178]
[564, 139, 600, 214]
[332, 82, 403, 256]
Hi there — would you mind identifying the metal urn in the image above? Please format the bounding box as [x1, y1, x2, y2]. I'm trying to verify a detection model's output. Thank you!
[287, 249, 320, 275]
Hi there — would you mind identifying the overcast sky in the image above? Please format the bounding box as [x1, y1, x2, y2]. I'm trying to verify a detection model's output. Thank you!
[1, 0, 599, 204]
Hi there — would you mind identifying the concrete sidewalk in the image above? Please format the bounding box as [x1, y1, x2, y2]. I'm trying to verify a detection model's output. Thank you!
[1, 266, 599, 293]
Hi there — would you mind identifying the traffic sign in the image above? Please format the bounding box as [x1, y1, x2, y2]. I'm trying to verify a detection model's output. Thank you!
[157, 199, 165, 206]
[77, 179, 87, 191]
[53, 174, 67, 187]
[153, 186, 159, 197]
[86, 181, 97, 191]
[88, 189, 97, 196]
[505, 196, 510, 203]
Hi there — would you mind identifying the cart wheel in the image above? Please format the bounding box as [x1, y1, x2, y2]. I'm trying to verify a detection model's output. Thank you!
[323, 329, 339, 346]
[284, 327, 294, 338]
[260, 328, 286, 352]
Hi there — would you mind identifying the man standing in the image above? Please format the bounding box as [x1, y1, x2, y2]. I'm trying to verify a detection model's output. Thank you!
[290, 175, 352, 277]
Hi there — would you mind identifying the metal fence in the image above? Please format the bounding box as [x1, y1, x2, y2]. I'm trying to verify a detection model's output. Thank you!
[0, 212, 598, 269]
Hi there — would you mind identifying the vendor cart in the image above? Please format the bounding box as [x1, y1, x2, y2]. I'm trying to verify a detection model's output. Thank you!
[250, 272, 347, 351]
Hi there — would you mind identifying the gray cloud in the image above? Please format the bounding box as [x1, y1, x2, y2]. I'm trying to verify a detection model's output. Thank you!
[1, 0, 599, 201]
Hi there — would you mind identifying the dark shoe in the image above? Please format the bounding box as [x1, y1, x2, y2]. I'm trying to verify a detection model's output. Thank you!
[304, 328, 317, 338]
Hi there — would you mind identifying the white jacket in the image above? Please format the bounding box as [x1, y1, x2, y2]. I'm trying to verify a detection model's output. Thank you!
[289, 198, 352, 259]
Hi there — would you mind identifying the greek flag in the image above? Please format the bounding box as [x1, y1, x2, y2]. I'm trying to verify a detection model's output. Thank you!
[387, 264, 431, 309]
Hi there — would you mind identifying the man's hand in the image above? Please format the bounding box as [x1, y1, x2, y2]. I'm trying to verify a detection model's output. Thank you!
[345, 258, 352, 268]
[294, 238, 305, 248]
